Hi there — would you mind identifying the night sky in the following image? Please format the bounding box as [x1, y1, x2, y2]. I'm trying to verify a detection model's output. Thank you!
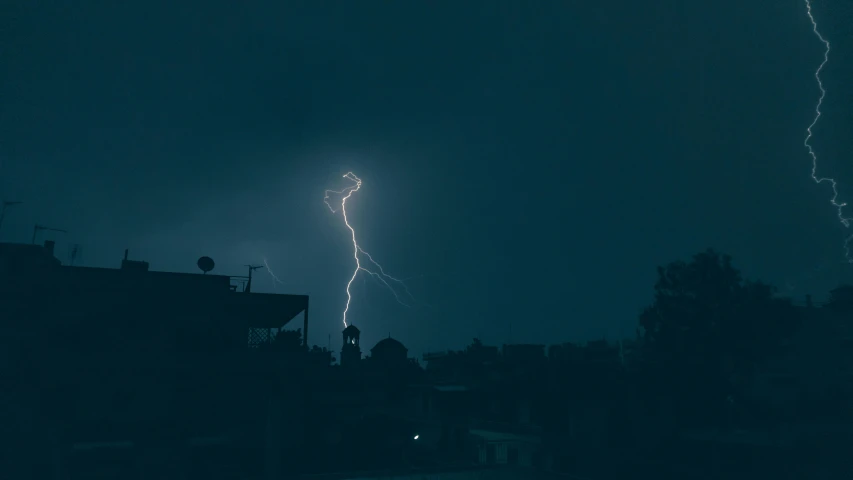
[2, 1, 853, 356]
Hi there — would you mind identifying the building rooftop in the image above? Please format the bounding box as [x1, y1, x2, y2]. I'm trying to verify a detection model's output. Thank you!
[371, 337, 407, 354]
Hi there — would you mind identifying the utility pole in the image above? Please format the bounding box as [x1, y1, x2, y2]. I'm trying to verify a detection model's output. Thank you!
[32, 224, 67, 244]
[0, 200, 22, 236]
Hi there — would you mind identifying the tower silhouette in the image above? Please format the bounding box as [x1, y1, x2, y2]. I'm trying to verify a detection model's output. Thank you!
[341, 325, 361, 367]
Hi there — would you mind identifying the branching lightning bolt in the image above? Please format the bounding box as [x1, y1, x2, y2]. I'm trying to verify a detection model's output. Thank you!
[263, 257, 285, 290]
[803, 0, 853, 262]
[325, 172, 414, 327]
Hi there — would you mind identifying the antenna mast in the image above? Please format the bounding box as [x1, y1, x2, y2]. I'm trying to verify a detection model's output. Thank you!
[244, 264, 263, 293]
[69, 244, 82, 266]
[32, 224, 67, 244]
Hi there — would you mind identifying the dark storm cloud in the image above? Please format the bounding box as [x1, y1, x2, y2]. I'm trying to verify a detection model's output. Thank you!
[1, 1, 569, 231]
[1, 0, 852, 354]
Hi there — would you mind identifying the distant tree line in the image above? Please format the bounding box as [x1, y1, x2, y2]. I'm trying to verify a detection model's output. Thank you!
[269, 248, 852, 431]
[638, 248, 851, 428]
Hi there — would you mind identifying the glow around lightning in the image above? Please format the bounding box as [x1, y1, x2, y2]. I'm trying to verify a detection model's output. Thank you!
[325, 172, 414, 327]
[804, 0, 853, 261]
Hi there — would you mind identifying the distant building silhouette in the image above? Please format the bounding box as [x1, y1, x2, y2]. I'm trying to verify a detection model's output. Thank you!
[370, 335, 408, 366]
[340, 324, 361, 367]
[6, 239, 845, 478]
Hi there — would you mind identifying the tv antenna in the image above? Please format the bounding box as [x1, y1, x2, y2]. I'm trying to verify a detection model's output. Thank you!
[0, 200, 22, 235]
[244, 264, 263, 293]
[32, 224, 67, 244]
[68, 243, 82, 266]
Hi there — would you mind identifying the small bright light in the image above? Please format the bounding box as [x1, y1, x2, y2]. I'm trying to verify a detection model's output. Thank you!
[413, 435, 419, 440]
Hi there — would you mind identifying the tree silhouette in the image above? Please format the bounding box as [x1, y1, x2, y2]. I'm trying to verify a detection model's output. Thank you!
[827, 284, 853, 312]
[466, 338, 483, 352]
[638, 249, 798, 426]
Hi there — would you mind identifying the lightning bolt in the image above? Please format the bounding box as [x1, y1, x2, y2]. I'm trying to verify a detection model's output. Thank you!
[263, 257, 285, 290]
[324, 172, 414, 327]
[803, 0, 853, 262]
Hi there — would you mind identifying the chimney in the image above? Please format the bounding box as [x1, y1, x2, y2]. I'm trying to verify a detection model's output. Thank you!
[121, 248, 149, 272]
[43, 240, 55, 257]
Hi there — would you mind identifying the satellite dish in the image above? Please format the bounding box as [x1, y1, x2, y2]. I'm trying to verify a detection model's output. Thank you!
[197, 256, 215, 274]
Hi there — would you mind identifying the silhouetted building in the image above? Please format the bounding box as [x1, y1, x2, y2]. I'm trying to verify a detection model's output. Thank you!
[547, 342, 580, 364]
[0, 241, 61, 272]
[502, 344, 546, 365]
[0, 241, 312, 478]
[371, 336, 408, 366]
[341, 324, 362, 367]
[581, 340, 621, 364]
[13, 238, 842, 479]
[470, 429, 541, 467]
